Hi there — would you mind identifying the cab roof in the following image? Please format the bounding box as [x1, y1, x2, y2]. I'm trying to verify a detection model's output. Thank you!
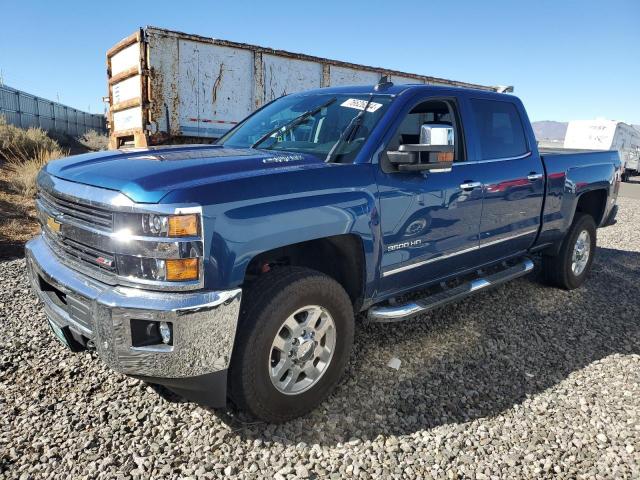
[293, 83, 512, 100]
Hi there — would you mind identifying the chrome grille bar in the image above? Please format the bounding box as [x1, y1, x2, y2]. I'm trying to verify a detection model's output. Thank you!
[39, 190, 113, 230]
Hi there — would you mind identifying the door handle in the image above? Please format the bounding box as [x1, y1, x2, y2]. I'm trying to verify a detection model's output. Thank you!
[459, 181, 483, 191]
[527, 173, 543, 181]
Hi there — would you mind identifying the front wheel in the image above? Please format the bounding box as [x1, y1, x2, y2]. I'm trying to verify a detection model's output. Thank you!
[229, 267, 354, 422]
[542, 212, 597, 290]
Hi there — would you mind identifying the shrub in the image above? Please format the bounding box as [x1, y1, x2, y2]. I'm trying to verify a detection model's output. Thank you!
[6, 146, 66, 197]
[79, 129, 109, 151]
[0, 115, 61, 162]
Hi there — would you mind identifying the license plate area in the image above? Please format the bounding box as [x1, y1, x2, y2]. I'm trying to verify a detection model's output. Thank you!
[47, 319, 87, 352]
[48, 319, 71, 349]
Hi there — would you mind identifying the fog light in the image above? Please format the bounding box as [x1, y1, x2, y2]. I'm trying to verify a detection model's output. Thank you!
[159, 322, 171, 344]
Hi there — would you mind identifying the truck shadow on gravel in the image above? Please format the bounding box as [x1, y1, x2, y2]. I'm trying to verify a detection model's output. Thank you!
[213, 246, 639, 444]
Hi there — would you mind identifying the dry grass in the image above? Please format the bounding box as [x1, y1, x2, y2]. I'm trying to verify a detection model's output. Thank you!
[0, 116, 69, 257]
[5, 147, 66, 197]
[79, 129, 109, 151]
[0, 171, 41, 258]
[0, 116, 60, 162]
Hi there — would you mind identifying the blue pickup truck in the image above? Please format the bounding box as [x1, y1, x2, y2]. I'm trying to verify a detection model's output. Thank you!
[26, 81, 621, 422]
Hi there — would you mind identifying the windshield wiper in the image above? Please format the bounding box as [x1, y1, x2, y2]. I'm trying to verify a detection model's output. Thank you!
[251, 97, 336, 149]
[325, 95, 375, 163]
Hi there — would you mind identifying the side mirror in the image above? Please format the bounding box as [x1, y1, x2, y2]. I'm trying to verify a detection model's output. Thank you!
[420, 124, 454, 146]
[387, 144, 454, 172]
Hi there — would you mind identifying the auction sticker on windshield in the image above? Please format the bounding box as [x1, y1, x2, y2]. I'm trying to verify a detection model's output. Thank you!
[340, 98, 383, 113]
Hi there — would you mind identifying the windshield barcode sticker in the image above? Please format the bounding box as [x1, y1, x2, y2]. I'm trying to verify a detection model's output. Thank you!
[340, 98, 383, 113]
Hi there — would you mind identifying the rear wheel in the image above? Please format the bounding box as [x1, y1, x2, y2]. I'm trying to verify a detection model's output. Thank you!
[542, 212, 596, 290]
[229, 267, 354, 422]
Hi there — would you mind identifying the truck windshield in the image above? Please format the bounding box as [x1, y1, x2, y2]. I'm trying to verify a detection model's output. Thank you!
[218, 93, 393, 163]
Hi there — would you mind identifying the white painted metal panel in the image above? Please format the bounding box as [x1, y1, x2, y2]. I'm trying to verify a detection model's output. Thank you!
[113, 106, 142, 132]
[112, 75, 141, 104]
[197, 43, 253, 137]
[146, 33, 179, 136]
[329, 66, 380, 86]
[391, 75, 423, 85]
[176, 40, 200, 136]
[111, 43, 140, 76]
[262, 55, 322, 102]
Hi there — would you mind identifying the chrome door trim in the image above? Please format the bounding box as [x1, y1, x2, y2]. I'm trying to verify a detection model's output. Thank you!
[382, 227, 539, 277]
[479, 228, 539, 248]
[452, 152, 532, 166]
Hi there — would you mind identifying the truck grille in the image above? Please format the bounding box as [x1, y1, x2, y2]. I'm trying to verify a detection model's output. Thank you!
[39, 190, 113, 231]
[56, 237, 116, 273]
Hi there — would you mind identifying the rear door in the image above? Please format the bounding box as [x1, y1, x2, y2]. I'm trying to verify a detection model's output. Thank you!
[468, 97, 544, 255]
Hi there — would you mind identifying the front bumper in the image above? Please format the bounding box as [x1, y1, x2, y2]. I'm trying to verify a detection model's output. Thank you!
[25, 235, 242, 406]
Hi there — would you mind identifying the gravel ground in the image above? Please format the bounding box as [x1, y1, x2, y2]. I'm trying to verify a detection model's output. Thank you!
[1, 198, 639, 479]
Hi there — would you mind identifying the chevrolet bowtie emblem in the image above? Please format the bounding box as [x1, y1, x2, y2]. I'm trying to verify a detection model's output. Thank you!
[46, 215, 61, 233]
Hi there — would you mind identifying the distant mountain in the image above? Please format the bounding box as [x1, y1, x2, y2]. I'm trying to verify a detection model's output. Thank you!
[532, 121, 567, 141]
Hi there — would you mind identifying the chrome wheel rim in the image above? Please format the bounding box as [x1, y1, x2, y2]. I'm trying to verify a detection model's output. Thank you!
[572, 230, 591, 276]
[268, 305, 336, 395]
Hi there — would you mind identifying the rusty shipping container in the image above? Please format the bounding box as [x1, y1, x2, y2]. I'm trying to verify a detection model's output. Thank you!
[107, 26, 507, 148]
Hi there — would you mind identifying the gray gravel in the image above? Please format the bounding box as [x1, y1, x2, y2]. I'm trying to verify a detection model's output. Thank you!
[2, 198, 640, 479]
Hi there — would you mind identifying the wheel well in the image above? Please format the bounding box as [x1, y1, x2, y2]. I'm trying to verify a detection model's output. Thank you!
[575, 189, 607, 225]
[244, 234, 365, 310]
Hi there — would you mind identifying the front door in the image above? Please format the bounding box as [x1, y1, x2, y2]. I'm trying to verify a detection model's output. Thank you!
[375, 97, 485, 297]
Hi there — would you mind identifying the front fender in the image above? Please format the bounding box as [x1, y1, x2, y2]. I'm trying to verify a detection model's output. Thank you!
[161, 164, 380, 292]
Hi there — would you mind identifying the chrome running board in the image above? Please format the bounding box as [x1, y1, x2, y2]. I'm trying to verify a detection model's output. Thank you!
[368, 258, 534, 322]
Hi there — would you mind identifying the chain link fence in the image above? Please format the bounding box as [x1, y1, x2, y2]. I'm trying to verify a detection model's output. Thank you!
[0, 84, 106, 136]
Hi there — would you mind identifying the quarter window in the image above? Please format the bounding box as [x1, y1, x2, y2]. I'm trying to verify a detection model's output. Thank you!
[470, 99, 528, 160]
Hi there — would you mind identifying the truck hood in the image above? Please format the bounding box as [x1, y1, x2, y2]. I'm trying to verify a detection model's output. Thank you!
[44, 145, 324, 203]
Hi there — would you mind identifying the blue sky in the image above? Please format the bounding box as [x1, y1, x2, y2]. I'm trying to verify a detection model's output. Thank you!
[1, 0, 638, 123]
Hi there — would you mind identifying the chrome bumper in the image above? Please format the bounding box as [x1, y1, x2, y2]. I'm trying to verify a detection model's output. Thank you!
[25, 235, 242, 379]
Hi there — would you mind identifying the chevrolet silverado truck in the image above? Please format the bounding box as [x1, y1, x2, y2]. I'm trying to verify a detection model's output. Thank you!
[27, 81, 621, 422]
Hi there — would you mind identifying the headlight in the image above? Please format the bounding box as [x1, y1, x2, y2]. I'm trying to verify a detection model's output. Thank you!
[115, 213, 200, 238]
[113, 212, 203, 285]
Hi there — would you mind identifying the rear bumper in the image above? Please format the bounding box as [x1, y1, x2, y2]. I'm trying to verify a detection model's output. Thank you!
[25, 235, 241, 407]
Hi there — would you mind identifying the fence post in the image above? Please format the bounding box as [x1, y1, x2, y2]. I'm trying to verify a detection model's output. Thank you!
[34, 95, 40, 129]
[15, 90, 22, 128]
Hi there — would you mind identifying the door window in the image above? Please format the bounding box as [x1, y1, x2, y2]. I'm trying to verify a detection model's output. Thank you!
[470, 99, 528, 160]
[382, 99, 464, 172]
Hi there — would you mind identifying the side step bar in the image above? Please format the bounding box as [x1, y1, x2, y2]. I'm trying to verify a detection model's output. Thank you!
[368, 258, 534, 323]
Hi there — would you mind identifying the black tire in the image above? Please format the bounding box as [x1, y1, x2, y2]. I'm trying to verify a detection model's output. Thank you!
[229, 267, 354, 422]
[542, 212, 597, 290]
